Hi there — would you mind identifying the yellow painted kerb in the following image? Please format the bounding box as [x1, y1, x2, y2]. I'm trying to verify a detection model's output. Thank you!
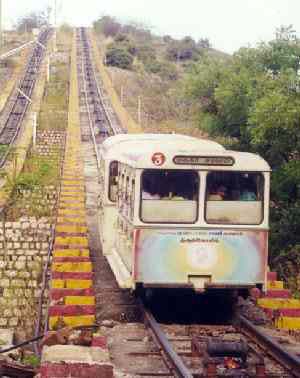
[49, 315, 95, 328]
[65, 296, 95, 305]
[53, 249, 90, 258]
[52, 279, 93, 289]
[52, 262, 92, 273]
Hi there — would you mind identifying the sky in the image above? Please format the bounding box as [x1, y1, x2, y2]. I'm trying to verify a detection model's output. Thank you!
[2, 0, 298, 53]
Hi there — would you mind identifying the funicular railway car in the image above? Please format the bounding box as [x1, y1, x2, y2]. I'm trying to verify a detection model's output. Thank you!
[98, 134, 271, 296]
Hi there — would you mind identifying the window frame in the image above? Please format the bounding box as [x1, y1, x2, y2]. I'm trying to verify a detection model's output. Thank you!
[139, 169, 200, 225]
[108, 160, 118, 203]
[204, 170, 265, 226]
[130, 179, 135, 221]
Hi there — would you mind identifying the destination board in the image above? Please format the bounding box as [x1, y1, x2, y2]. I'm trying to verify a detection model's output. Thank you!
[173, 156, 235, 166]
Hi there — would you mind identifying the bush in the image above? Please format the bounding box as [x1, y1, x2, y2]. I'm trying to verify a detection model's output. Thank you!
[144, 60, 178, 80]
[105, 46, 134, 69]
[115, 33, 130, 43]
[166, 37, 200, 62]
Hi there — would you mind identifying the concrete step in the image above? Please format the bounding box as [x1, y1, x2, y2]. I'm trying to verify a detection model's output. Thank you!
[264, 289, 291, 298]
[267, 280, 284, 290]
[258, 298, 300, 309]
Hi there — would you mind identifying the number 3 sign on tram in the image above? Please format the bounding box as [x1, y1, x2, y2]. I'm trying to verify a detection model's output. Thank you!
[152, 152, 166, 166]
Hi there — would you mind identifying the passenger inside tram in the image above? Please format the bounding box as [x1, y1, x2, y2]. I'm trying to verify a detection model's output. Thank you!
[141, 170, 199, 223]
[142, 170, 198, 200]
[206, 172, 263, 224]
[207, 184, 227, 200]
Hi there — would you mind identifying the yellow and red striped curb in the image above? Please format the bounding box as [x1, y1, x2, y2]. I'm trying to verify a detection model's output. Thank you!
[53, 249, 90, 258]
[257, 271, 300, 330]
[267, 280, 284, 290]
[49, 32, 95, 330]
[49, 315, 95, 329]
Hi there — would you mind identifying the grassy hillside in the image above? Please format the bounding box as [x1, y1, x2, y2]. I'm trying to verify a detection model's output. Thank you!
[93, 16, 229, 136]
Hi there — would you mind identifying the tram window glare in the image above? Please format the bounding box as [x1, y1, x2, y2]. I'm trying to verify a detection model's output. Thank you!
[140, 170, 199, 223]
[205, 171, 264, 225]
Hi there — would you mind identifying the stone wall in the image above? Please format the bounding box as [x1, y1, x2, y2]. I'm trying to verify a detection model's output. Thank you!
[0, 216, 53, 340]
[18, 185, 58, 215]
[36, 130, 65, 158]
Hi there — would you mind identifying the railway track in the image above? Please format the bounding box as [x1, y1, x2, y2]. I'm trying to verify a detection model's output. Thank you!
[0, 28, 51, 167]
[108, 303, 300, 377]
[76, 27, 140, 323]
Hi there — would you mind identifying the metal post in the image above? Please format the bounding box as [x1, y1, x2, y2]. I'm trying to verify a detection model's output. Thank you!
[138, 96, 142, 125]
[47, 56, 50, 82]
[53, 0, 57, 52]
[111, 70, 114, 86]
[0, 0, 2, 51]
[120, 85, 124, 105]
[32, 112, 37, 148]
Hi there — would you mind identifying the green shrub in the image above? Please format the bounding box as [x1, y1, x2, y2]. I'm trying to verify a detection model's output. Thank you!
[105, 46, 134, 70]
[144, 60, 178, 80]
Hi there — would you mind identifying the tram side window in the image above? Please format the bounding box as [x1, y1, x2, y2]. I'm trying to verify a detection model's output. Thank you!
[205, 172, 264, 225]
[109, 161, 118, 202]
[130, 180, 135, 220]
[141, 170, 199, 223]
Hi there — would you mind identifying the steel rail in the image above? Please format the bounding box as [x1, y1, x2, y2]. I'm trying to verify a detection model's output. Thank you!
[143, 307, 193, 378]
[238, 314, 300, 378]
[0, 29, 51, 168]
[0, 38, 36, 135]
[80, 28, 125, 135]
[79, 35, 101, 170]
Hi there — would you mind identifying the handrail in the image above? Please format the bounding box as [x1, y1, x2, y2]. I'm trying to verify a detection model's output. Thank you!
[0, 40, 35, 61]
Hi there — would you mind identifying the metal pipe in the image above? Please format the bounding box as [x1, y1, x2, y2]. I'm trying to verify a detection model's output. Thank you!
[0, 40, 35, 61]
[0, 335, 44, 354]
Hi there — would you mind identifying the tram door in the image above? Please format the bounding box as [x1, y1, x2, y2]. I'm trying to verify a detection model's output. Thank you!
[115, 164, 135, 273]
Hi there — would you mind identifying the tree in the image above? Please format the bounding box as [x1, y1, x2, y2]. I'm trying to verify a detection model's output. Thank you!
[15, 9, 50, 33]
[184, 26, 300, 274]
[197, 38, 211, 49]
[167, 37, 200, 62]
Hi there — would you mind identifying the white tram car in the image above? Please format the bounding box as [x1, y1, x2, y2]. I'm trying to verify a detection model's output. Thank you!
[98, 134, 270, 294]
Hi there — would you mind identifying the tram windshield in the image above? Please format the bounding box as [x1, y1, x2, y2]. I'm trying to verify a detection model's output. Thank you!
[206, 172, 264, 224]
[141, 170, 199, 223]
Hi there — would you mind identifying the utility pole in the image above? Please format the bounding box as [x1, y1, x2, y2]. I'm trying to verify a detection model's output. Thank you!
[0, 0, 3, 51]
[138, 96, 142, 125]
[120, 86, 124, 105]
[54, 0, 57, 52]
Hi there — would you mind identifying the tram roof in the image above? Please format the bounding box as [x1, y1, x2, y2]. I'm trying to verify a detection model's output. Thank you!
[101, 134, 271, 171]
[102, 133, 225, 154]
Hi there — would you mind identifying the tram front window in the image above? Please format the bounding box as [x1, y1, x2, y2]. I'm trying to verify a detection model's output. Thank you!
[141, 170, 199, 223]
[205, 172, 264, 225]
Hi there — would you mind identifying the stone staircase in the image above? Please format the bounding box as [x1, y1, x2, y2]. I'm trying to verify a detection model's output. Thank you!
[258, 271, 300, 330]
